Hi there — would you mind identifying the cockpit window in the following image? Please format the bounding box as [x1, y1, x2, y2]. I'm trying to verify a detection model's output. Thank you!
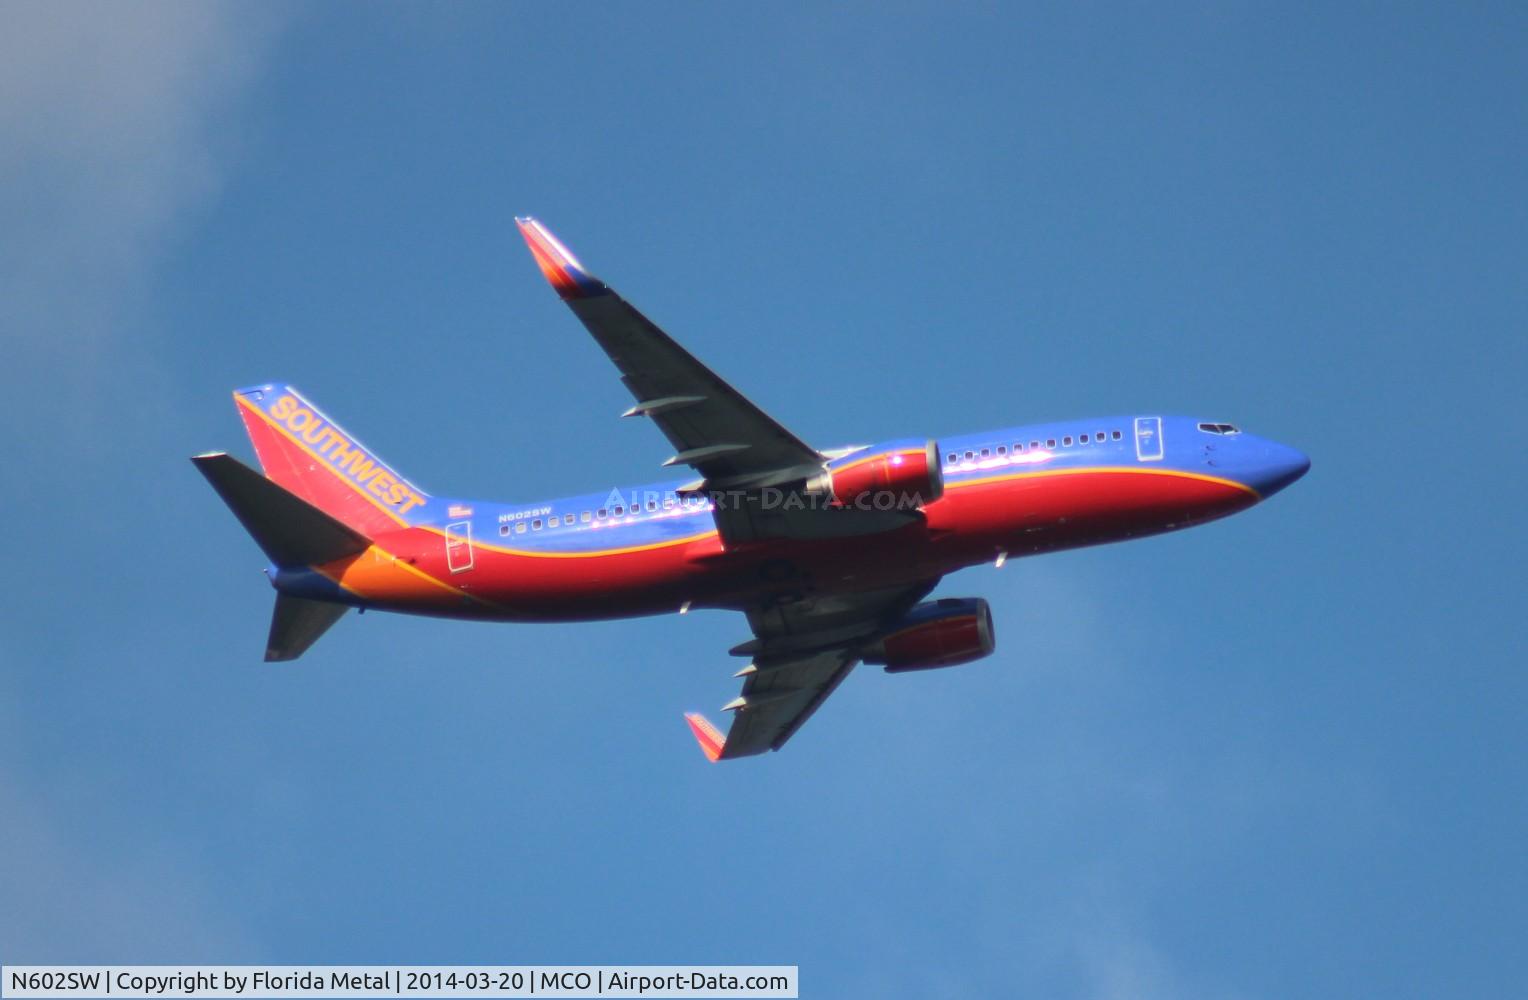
[1198, 422, 1240, 435]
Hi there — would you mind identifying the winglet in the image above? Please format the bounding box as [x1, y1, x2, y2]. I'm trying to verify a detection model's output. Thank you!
[684, 712, 726, 763]
[515, 216, 607, 300]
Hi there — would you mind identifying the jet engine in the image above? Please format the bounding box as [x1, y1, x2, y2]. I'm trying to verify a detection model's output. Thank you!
[819, 440, 944, 510]
[861, 597, 995, 672]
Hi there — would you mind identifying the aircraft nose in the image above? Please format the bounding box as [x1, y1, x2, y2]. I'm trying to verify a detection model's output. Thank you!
[1248, 440, 1310, 498]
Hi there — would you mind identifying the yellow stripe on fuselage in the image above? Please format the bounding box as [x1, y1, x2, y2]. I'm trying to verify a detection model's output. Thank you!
[455, 525, 720, 560]
[312, 544, 509, 610]
[944, 464, 1260, 499]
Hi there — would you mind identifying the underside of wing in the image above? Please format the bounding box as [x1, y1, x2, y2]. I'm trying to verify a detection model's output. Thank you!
[687, 580, 940, 760]
[516, 217, 824, 489]
[712, 648, 859, 759]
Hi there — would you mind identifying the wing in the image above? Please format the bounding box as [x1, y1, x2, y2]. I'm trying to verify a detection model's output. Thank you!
[515, 217, 824, 489]
[708, 647, 859, 759]
[689, 580, 939, 760]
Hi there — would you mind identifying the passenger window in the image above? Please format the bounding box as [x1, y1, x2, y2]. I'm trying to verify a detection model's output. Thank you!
[964, 450, 975, 461]
[1112, 430, 1122, 441]
[499, 524, 510, 536]
[996, 445, 1007, 455]
[515, 522, 527, 534]
[564, 513, 575, 525]
[597, 508, 607, 519]
[1078, 433, 1089, 445]
[581, 511, 592, 523]
[980, 448, 990, 458]
[647, 499, 658, 511]
[614, 506, 624, 516]
[531, 518, 543, 530]
[947, 453, 957, 464]
[1046, 439, 1056, 448]
[1063, 436, 1073, 446]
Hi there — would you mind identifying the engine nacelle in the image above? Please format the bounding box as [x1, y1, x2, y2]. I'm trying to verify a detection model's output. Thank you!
[818, 440, 944, 510]
[862, 597, 995, 672]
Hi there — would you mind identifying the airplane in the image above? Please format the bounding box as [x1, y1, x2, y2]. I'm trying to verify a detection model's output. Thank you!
[193, 217, 1310, 761]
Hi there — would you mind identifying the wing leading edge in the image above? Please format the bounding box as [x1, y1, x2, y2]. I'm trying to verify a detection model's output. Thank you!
[515, 217, 824, 488]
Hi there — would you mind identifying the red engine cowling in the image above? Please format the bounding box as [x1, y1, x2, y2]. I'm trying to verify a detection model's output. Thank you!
[823, 440, 944, 510]
[861, 597, 995, 672]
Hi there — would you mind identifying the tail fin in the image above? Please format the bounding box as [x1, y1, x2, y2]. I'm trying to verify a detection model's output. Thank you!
[231, 384, 432, 536]
[193, 453, 370, 661]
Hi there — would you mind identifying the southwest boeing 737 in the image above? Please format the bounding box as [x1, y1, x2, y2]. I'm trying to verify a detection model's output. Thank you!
[194, 218, 1310, 760]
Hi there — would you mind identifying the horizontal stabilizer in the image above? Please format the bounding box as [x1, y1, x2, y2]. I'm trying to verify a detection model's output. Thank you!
[192, 453, 371, 567]
[684, 713, 726, 763]
[267, 593, 347, 662]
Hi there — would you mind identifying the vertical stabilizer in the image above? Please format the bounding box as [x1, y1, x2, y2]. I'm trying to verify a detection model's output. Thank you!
[231, 384, 432, 536]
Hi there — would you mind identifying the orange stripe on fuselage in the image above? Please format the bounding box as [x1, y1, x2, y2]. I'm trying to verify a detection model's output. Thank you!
[312, 544, 499, 610]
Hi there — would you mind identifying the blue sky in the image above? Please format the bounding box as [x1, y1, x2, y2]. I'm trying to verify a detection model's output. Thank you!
[2, 3, 1525, 996]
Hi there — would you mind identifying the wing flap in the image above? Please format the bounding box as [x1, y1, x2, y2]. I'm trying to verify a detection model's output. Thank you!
[687, 581, 942, 761]
[716, 649, 859, 759]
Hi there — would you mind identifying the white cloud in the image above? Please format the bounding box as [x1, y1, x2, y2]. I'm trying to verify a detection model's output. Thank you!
[0, 3, 284, 957]
[0, 2, 285, 438]
[1067, 911, 1208, 1000]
